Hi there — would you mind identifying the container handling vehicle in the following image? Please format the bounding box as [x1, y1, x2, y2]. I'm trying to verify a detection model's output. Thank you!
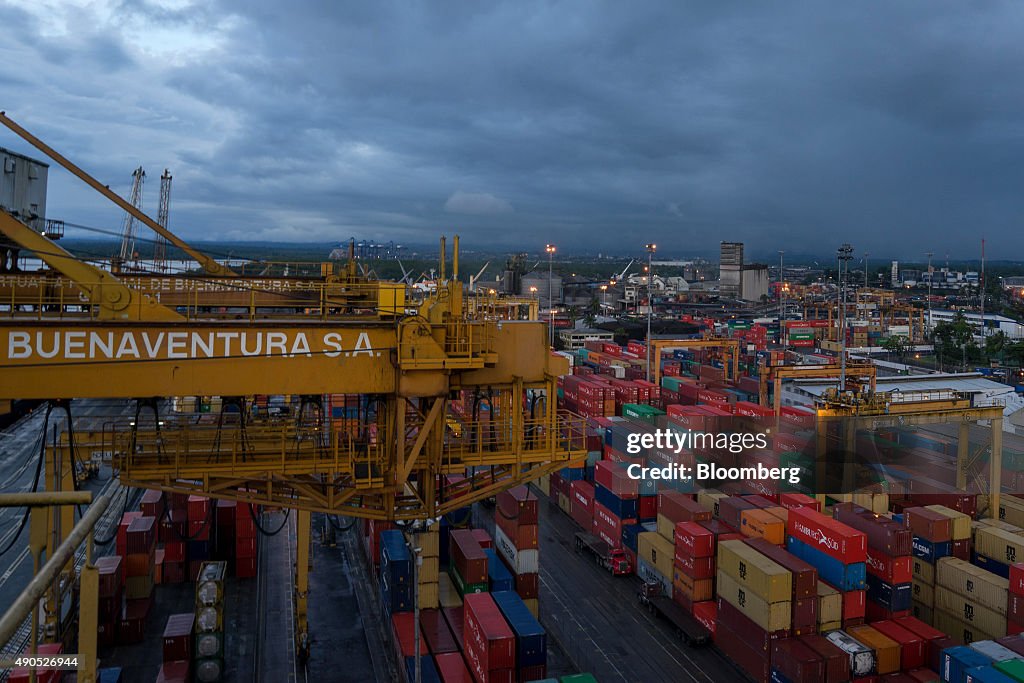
[573, 532, 633, 576]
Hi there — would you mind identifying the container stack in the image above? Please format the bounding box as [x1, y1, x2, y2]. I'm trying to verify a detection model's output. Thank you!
[636, 531, 675, 598]
[907, 504, 955, 627]
[391, 611, 433, 681]
[235, 501, 258, 579]
[96, 555, 123, 647]
[494, 486, 541, 617]
[1010, 563, 1024, 636]
[187, 495, 211, 581]
[492, 590, 547, 682]
[380, 529, 414, 617]
[671, 519, 715, 612]
[160, 613, 194, 682]
[463, 592, 516, 683]
[161, 492, 188, 584]
[785, 506, 867, 628]
[407, 525, 441, 609]
[934, 557, 1009, 642]
[123, 515, 157, 641]
[194, 561, 227, 683]
[593, 461, 639, 567]
[832, 502, 913, 622]
[745, 537, 819, 636]
[448, 529, 489, 597]
[816, 582, 842, 633]
[568, 480, 595, 532]
[213, 500, 236, 572]
[715, 539, 793, 683]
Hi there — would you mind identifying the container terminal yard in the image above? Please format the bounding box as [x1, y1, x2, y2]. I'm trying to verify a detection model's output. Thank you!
[3, 112, 1024, 683]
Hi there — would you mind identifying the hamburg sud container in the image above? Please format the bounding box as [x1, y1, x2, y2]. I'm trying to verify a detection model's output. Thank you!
[463, 593, 516, 682]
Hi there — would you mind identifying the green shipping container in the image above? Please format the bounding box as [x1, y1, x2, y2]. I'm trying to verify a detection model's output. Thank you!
[996, 659, 1024, 682]
[622, 403, 665, 424]
[561, 676, 599, 683]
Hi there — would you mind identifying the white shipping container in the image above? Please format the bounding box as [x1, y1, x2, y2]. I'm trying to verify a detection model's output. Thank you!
[495, 524, 539, 575]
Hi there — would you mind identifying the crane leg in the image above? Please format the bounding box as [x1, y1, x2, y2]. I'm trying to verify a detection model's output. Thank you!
[956, 421, 969, 491]
[295, 508, 311, 664]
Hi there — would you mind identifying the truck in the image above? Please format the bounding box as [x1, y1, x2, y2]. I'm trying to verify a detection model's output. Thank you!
[573, 532, 633, 576]
[636, 581, 710, 646]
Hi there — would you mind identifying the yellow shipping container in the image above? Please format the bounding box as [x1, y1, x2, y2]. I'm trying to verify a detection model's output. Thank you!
[407, 529, 440, 558]
[418, 583, 439, 609]
[698, 490, 731, 517]
[762, 507, 788, 523]
[936, 557, 1008, 615]
[558, 492, 572, 516]
[911, 557, 935, 586]
[846, 625, 900, 675]
[934, 608, 1002, 645]
[439, 573, 463, 608]
[925, 505, 971, 541]
[716, 570, 791, 632]
[999, 495, 1024, 529]
[418, 556, 440, 585]
[524, 598, 539, 619]
[934, 588, 1007, 638]
[673, 567, 715, 602]
[819, 621, 841, 634]
[638, 531, 675, 580]
[975, 526, 1024, 566]
[911, 579, 934, 608]
[817, 582, 842, 625]
[656, 514, 676, 542]
[535, 474, 550, 496]
[912, 601, 934, 625]
[718, 539, 793, 603]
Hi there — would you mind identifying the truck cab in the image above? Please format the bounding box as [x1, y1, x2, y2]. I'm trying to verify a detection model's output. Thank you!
[609, 547, 632, 576]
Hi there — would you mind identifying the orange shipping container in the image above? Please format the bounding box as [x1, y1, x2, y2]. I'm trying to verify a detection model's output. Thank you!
[673, 567, 715, 602]
[740, 508, 786, 545]
[845, 624, 901, 674]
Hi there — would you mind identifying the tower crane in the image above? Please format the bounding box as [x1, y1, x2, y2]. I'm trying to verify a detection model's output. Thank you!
[115, 166, 145, 270]
[153, 169, 172, 272]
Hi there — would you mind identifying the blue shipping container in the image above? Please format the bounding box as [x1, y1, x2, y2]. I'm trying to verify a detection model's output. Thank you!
[866, 574, 912, 611]
[786, 536, 866, 591]
[971, 552, 1011, 579]
[912, 536, 952, 564]
[942, 646, 992, 683]
[965, 665, 1019, 683]
[404, 656, 442, 683]
[484, 549, 515, 593]
[595, 483, 639, 520]
[560, 467, 586, 482]
[491, 591, 547, 668]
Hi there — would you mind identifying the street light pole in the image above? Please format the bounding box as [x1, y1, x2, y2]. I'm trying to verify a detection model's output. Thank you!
[838, 243, 853, 390]
[645, 243, 657, 382]
[926, 251, 933, 334]
[778, 250, 785, 350]
[545, 244, 556, 348]
[862, 252, 869, 322]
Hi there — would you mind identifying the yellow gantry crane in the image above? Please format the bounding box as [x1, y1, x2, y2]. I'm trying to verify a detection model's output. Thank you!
[0, 115, 586, 676]
[647, 336, 741, 387]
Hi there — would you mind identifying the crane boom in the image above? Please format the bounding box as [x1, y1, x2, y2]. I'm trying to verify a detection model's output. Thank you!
[0, 112, 236, 276]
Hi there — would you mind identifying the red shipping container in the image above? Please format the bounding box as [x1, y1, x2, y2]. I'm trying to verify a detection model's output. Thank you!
[515, 572, 539, 600]
[117, 511, 143, 555]
[693, 600, 716, 636]
[798, 634, 849, 683]
[716, 619, 770, 683]
[236, 536, 257, 559]
[659, 492, 712, 524]
[162, 612, 195, 662]
[1010, 563, 1024, 595]
[674, 521, 715, 558]
[450, 530, 488, 585]
[842, 589, 866, 620]
[494, 509, 538, 551]
[569, 480, 595, 530]
[787, 507, 867, 564]
[470, 529, 493, 550]
[594, 460, 639, 498]
[96, 555, 123, 597]
[870, 619, 925, 670]
[126, 516, 157, 554]
[156, 661, 190, 683]
[866, 547, 912, 584]
[716, 596, 790, 656]
[779, 494, 820, 512]
[236, 557, 257, 579]
[772, 639, 826, 683]
[442, 606, 465, 646]
[140, 489, 165, 519]
[392, 612, 428, 657]
[164, 541, 185, 563]
[435, 652, 471, 683]
[638, 495, 657, 520]
[420, 608, 460, 654]
[951, 539, 969, 560]
[187, 495, 209, 522]
[903, 507, 951, 543]
[495, 486, 538, 526]
[674, 552, 715, 579]
[124, 548, 154, 578]
[792, 597, 817, 634]
[8, 644, 63, 683]
[593, 501, 625, 543]
[463, 593, 516, 678]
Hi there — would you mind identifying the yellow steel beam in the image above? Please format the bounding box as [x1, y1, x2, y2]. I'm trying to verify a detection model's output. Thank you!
[650, 337, 740, 387]
[0, 212, 183, 321]
[0, 112, 235, 277]
[397, 399, 443, 486]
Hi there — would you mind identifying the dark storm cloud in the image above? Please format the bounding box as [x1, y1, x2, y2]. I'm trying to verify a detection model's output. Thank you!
[2, 1, 1024, 258]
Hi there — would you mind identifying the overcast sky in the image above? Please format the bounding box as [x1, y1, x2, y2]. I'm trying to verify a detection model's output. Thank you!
[2, 1, 1023, 259]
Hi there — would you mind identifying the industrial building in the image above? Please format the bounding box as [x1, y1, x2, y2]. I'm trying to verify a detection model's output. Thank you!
[718, 241, 770, 301]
